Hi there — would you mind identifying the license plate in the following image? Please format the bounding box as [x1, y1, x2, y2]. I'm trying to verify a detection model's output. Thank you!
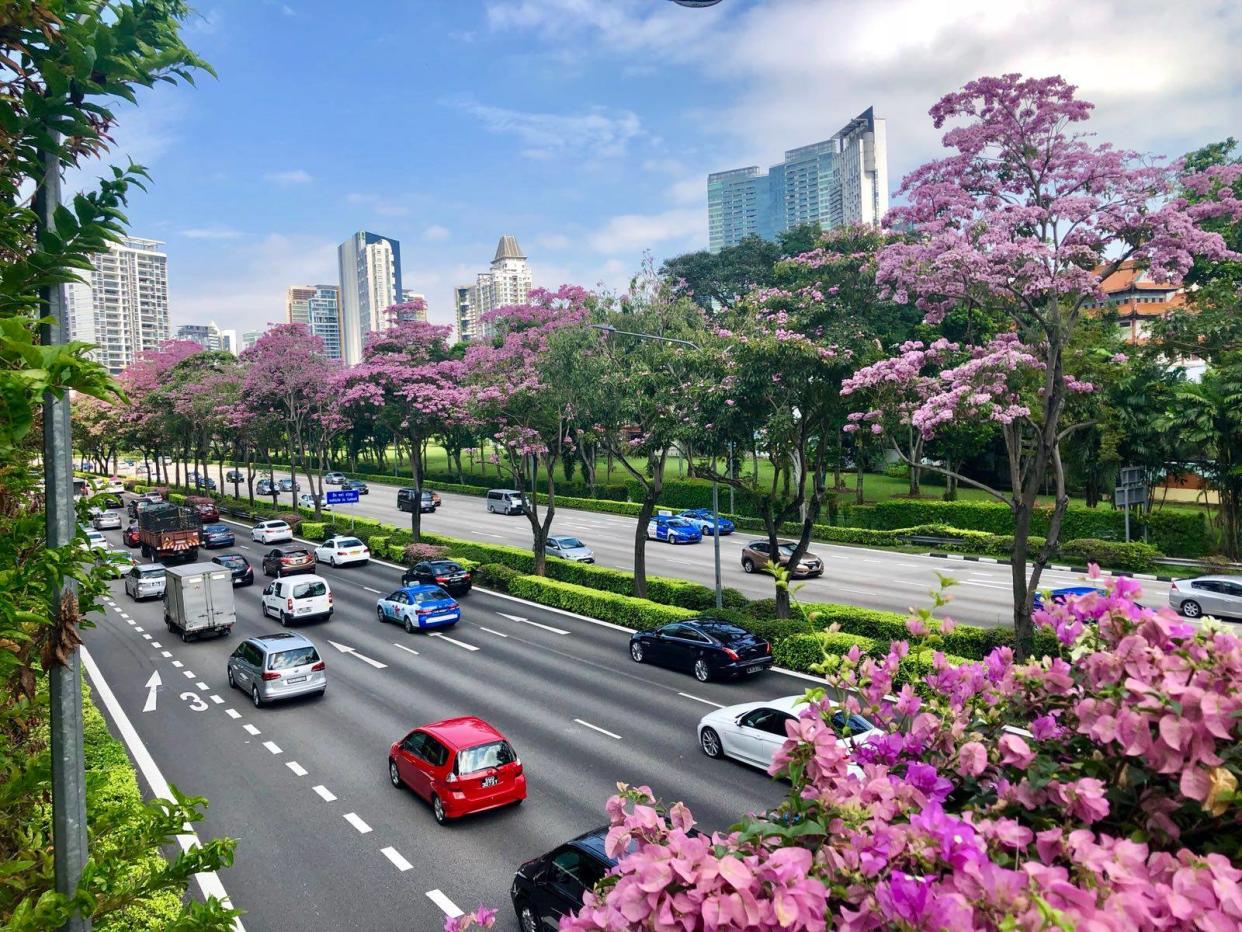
[286, 675, 307, 683]
[481, 775, 498, 788]
[747, 665, 764, 674]
[429, 614, 454, 623]
[296, 606, 311, 614]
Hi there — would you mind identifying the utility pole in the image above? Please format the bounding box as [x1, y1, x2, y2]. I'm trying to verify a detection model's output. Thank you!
[37, 139, 91, 930]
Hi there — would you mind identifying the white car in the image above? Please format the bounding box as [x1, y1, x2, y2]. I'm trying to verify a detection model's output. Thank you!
[82, 529, 109, 552]
[261, 575, 333, 626]
[697, 695, 881, 773]
[252, 520, 293, 544]
[92, 509, 122, 530]
[124, 564, 166, 601]
[314, 536, 369, 567]
[104, 476, 125, 494]
[298, 493, 331, 512]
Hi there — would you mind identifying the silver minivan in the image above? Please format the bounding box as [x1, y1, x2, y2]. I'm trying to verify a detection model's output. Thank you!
[486, 489, 527, 515]
[227, 632, 326, 707]
[1168, 575, 1242, 620]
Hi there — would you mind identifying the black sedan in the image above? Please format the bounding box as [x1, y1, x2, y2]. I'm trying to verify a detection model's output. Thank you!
[629, 619, 772, 682]
[401, 560, 473, 596]
[211, 553, 253, 587]
[510, 827, 614, 932]
[341, 478, 369, 495]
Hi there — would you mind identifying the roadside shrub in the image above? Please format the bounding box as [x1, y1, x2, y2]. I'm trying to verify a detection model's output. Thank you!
[773, 632, 879, 672]
[1057, 537, 1161, 573]
[506, 575, 696, 630]
[474, 562, 521, 592]
[386, 543, 406, 562]
[275, 511, 302, 530]
[366, 534, 389, 555]
[403, 543, 448, 565]
[299, 521, 327, 541]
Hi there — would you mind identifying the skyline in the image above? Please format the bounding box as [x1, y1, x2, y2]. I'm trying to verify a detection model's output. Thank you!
[89, 0, 1242, 337]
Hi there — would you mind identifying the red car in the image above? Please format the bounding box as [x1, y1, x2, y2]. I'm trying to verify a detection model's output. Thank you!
[186, 495, 220, 522]
[123, 523, 141, 548]
[388, 716, 525, 825]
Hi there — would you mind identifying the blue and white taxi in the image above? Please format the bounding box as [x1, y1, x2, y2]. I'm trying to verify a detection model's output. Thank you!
[646, 512, 703, 544]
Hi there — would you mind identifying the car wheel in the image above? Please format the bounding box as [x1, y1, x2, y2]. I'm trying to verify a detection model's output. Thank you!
[1180, 599, 1202, 619]
[517, 902, 539, 932]
[180, 628, 191, 643]
[404, 615, 416, 634]
[630, 641, 644, 663]
[377, 606, 386, 624]
[700, 726, 723, 759]
[280, 612, 290, 627]
[694, 658, 712, 682]
[389, 759, 402, 788]
[432, 794, 448, 825]
[251, 686, 262, 708]
[330, 555, 337, 567]
[227, 668, 235, 689]
[486, 503, 494, 513]
[742, 558, 755, 574]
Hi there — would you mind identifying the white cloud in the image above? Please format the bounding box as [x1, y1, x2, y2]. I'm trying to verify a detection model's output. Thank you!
[181, 226, 243, 240]
[422, 224, 451, 241]
[264, 168, 313, 185]
[535, 233, 571, 250]
[450, 97, 645, 159]
[281, 4, 295, 15]
[666, 176, 704, 207]
[588, 208, 701, 254]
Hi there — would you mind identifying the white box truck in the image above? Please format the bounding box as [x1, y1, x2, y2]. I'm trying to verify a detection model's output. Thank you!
[163, 562, 236, 642]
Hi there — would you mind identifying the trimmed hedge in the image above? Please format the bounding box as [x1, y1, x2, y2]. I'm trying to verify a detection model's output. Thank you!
[474, 562, 522, 591]
[773, 632, 879, 671]
[506, 575, 698, 629]
[300, 521, 327, 540]
[1058, 537, 1160, 573]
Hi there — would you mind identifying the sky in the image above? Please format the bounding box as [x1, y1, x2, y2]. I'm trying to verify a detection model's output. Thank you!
[98, 0, 1242, 337]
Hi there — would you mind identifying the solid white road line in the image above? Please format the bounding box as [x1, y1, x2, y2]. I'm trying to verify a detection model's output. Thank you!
[210, 694, 224, 704]
[426, 889, 463, 918]
[286, 761, 308, 777]
[363, 586, 382, 594]
[381, 846, 413, 872]
[343, 812, 372, 834]
[678, 692, 724, 708]
[263, 741, 282, 755]
[478, 626, 508, 638]
[496, 611, 569, 635]
[243, 723, 261, 736]
[313, 784, 337, 802]
[225, 709, 241, 719]
[392, 642, 420, 656]
[573, 718, 622, 740]
[80, 648, 246, 931]
[428, 632, 479, 651]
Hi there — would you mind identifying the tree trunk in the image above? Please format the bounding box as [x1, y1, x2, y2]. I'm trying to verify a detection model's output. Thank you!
[854, 448, 865, 505]
[943, 458, 958, 501]
[408, 432, 423, 543]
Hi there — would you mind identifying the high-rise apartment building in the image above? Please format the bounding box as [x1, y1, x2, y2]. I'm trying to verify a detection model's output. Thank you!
[454, 285, 478, 342]
[240, 330, 264, 352]
[287, 284, 342, 359]
[706, 107, 888, 252]
[174, 321, 235, 354]
[455, 236, 533, 342]
[66, 236, 171, 374]
[336, 231, 402, 364]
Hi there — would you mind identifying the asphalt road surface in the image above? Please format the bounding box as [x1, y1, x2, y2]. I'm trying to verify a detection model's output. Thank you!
[172, 464, 1176, 629]
[85, 516, 810, 931]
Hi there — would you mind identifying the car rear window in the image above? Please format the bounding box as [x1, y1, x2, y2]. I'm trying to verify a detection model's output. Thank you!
[336, 538, 363, 548]
[830, 711, 875, 736]
[139, 568, 164, 579]
[427, 561, 462, 573]
[215, 555, 245, 568]
[455, 740, 516, 775]
[410, 588, 449, 604]
[292, 581, 327, 599]
[268, 646, 319, 670]
[283, 549, 311, 559]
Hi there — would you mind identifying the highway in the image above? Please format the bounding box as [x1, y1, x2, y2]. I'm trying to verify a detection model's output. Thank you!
[180, 466, 1176, 629]
[85, 514, 802, 931]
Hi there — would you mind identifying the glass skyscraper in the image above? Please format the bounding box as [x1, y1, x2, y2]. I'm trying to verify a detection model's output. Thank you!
[286, 284, 343, 359]
[336, 231, 402, 364]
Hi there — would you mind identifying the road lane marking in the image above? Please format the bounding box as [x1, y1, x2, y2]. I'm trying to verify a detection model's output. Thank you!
[678, 692, 724, 708]
[142, 633, 152, 640]
[286, 761, 308, 776]
[496, 611, 569, 635]
[209, 694, 223, 704]
[225, 708, 241, 719]
[171, 660, 183, 668]
[478, 626, 508, 638]
[426, 890, 463, 918]
[150, 641, 161, 648]
[263, 741, 282, 755]
[381, 846, 413, 872]
[134, 626, 144, 632]
[142, 671, 161, 712]
[161, 651, 172, 658]
[125, 619, 135, 625]
[182, 670, 196, 679]
[428, 632, 479, 651]
[196, 681, 208, 690]
[313, 784, 336, 802]
[327, 639, 388, 668]
[392, 643, 420, 656]
[243, 723, 261, 736]
[343, 812, 372, 834]
[363, 586, 382, 594]
[574, 718, 622, 740]
[80, 648, 247, 930]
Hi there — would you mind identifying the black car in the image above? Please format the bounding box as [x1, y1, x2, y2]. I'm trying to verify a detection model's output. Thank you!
[225, 469, 244, 483]
[511, 827, 614, 932]
[194, 476, 217, 491]
[341, 478, 369, 495]
[628, 619, 772, 683]
[211, 553, 253, 587]
[397, 488, 437, 513]
[402, 560, 473, 596]
[102, 493, 124, 510]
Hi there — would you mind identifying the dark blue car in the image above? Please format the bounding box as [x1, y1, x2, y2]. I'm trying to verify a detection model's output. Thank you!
[202, 523, 235, 548]
[376, 584, 461, 632]
[1033, 586, 1105, 610]
[677, 508, 735, 536]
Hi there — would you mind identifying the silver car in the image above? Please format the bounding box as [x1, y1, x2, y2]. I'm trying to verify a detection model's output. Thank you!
[545, 535, 594, 563]
[92, 509, 122, 530]
[1168, 575, 1242, 620]
[124, 564, 166, 601]
[227, 632, 326, 707]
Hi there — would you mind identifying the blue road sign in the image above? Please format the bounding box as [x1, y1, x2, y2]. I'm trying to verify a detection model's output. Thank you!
[325, 489, 359, 505]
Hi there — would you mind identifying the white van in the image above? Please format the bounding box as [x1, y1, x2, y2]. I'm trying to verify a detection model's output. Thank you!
[485, 489, 527, 515]
[261, 574, 333, 626]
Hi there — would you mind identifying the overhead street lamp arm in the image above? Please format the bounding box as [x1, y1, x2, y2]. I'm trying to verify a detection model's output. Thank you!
[588, 323, 700, 351]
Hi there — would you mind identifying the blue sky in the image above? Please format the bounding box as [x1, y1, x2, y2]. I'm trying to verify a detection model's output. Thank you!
[103, 0, 1242, 336]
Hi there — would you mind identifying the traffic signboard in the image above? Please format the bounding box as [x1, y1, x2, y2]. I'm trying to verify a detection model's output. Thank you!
[325, 489, 359, 505]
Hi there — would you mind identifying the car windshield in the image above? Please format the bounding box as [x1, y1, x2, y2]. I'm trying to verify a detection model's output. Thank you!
[777, 545, 799, 557]
[292, 581, 327, 598]
[215, 555, 246, 568]
[410, 588, 449, 604]
[268, 646, 319, 670]
[555, 537, 584, 548]
[335, 538, 363, 548]
[454, 740, 516, 775]
[139, 568, 164, 579]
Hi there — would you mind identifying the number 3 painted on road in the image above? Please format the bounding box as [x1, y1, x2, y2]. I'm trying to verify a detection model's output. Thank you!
[180, 691, 208, 712]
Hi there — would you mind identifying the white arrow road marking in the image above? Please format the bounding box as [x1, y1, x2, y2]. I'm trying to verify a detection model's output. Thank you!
[142, 671, 161, 712]
[426, 890, 463, 918]
[327, 639, 388, 669]
[428, 632, 478, 651]
[496, 611, 568, 635]
[381, 847, 413, 871]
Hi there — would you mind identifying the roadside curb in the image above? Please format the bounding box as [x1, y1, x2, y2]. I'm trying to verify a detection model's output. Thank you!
[924, 552, 1175, 582]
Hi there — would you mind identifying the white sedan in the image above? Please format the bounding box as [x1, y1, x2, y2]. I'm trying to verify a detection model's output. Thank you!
[697, 695, 881, 773]
[251, 520, 293, 544]
[314, 535, 369, 567]
[298, 493, 331, 511]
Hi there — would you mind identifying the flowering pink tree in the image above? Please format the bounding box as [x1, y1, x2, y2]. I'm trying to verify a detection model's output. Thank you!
[113, 339, 203, 483]
[868, 73, 1242, 656]
[340, 320, 467, 541]
[465, 286, 592, 574]
[558, 577, 1242, 930]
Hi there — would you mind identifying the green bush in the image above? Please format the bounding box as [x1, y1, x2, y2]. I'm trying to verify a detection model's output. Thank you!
[386, 543, 407, 562]
[772, 632, 878, 673]
[1057, 537, 1161, 573]
[506, 575, 696, 630]
[367, 534, 390, 555]
[474, 562, 522, 592]
[300, 521, 327, 541]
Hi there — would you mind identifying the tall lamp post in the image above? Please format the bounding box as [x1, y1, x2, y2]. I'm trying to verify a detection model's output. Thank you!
[589, 325, 725, 609]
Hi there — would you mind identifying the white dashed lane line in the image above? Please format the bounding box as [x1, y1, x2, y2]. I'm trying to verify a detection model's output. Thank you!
[427, 632, 478, 652]
[381, 847, 413, 872]
[134, 626, 144, 632]
[243, 723, 261, 736]
[392, 643, 420, 656]
[182, 670, 196, 679]
[171, 660, 183, 668]
[313, 785, 337, 802]
[427, 890, 463, 918]
[142, 634, 152, 640]
[209, 695, 224, 704]
[263, 741, 282, 755]
[343, 812, 372, 834]
[161, 651, 172, 658]
[478, 627, 508, 638]
[286, 761, 308, 777]
[225, 709, 242, 720]
[363, 586, 382, 594]
[573, 718, 622, 740]
[150, 641, 161, 649]
[679, 692, 724, 708]
[195, 681, 208, 690]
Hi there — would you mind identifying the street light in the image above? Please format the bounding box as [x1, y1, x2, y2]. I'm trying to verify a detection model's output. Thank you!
[588, 323, 726, 609]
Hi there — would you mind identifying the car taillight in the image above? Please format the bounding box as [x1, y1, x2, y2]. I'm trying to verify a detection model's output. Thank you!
[1170, 581, 1179, 590]
[723, 648, 739, 661]
[286, 598, 294, 611]
[262, 671, 280, 681]
[513, 758, 523, 775]
[435, 575, 449, 582]
[764, 642, 771, 654]
[328, 592, 334, 604]
[311, 661, 325, 671]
